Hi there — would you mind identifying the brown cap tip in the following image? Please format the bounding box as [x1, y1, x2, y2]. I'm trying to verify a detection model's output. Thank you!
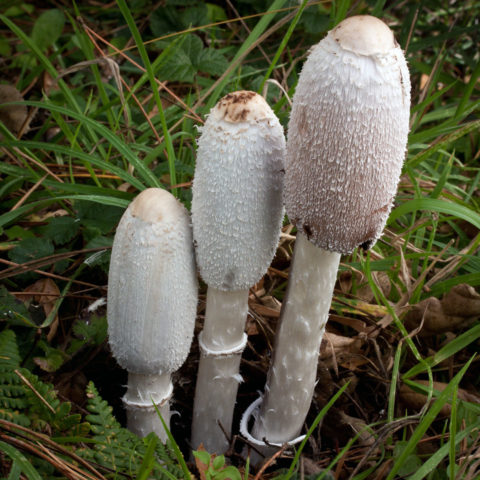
[210, 91, 273, 124]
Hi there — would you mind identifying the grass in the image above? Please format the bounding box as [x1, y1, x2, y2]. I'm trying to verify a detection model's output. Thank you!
[0, 0, 479, 478]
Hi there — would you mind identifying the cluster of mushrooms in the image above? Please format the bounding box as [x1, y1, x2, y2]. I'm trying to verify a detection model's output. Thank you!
[107, 15, 411, 461]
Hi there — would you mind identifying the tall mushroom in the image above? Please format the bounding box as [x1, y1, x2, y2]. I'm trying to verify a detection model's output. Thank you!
[191, 91, 286, 454]
[243, 15, 411, 451]
[107, 188, 198, 441]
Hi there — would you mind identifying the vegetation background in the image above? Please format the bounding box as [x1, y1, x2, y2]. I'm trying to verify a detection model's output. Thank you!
[0, 0, 479, 478]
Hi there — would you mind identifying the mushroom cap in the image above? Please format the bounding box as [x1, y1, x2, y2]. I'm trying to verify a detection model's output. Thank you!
[107, 188, 198, 375]
[285, 15, 411, 254]
[192, 91, 285, 291]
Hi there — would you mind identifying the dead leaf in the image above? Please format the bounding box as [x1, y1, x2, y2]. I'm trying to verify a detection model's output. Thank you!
[400, 380, 480, 416]
[194, 444, 209, 480]
[249, 295, 281, 318]
[0, 84, 29, 137]
[339, 411, 375, 446]
[320, 331, 365, 371]
[18, 279, 61, 340]
[404, 284, 480, 335]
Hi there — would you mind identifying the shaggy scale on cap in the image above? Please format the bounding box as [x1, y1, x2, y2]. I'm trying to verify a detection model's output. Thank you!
[192, 90, 285, 290]
[107, 188, 198, 375]
[285, 15, 411, 254]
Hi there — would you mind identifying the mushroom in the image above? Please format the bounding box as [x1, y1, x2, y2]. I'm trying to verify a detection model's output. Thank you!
[107, 188, 198, 441]
[191, 91, 286, 454]
[243, 15, 411, 452]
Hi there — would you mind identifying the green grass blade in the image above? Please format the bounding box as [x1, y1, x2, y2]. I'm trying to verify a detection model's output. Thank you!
[284, 381, 350, 479]
[386, 356, 475, 480]
[449, 385, 458, 480]
[136, 435, 157, 480]
[205, 0, 289, 111]
[388, 344, 403, 424]
[4, 140, 146, 191]
[408, 421, 480, 480]
[388, 198, 480, 230]
[16, 101, 161, 188]
[116, 0, 178, 196]
[0, 195, 129, 229]
[403, 323, 480, 380]
[0, 441, 43, 480]
[0, 14, 106, 158]
[407, 119, 480, 167]
[152, 404, 191, 480]
[258, 0, 308, 93]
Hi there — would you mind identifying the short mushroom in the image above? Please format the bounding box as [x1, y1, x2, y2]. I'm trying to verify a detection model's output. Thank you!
[244, 15, 411, 452]
[107, 188, 198, 441]
[191, 91, 286, 454]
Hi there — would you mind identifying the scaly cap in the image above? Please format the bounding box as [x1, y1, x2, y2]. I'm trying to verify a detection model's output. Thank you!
[192, 91, 285, 290]
[107, 188, 198, 374]
[285, 15, 411, 254]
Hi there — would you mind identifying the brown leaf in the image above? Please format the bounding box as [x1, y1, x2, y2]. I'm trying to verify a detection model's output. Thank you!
[339, 411, 375, 446]
[356, 271, 391, 303]
[0, 84, 28, 136]
[400, 380, 480, 416]
[20, 279, 61, 340]
[320, 331, 365, 371]
[194, 444, 209, 480]
[404, 284, 480, 335]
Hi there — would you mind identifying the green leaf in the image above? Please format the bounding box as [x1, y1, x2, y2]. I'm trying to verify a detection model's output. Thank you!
[212, 455, 225, 470]
[150, 6, 182, 36]
[193, 450, 211, 466]
[4, 4, 35, 17]
[0, 37, 12, 56]
[77, 201, 123, 234]
[180, 4, 209, 28]
[214, 466, 242, 480]
[42, 216, 80, 245]
[157, 34, 202, 83]
[393, 441, 422, 476]
[31, 9, 65, 51]
[4, 226, 36, 241]
[196, 47, 228, 77]
[8, 237, 54, 265]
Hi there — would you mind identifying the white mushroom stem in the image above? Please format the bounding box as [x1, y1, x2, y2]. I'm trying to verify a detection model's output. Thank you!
[124, 372, 172, 441]
[250, 234, 340, 450]
[191, 288, 248, 454]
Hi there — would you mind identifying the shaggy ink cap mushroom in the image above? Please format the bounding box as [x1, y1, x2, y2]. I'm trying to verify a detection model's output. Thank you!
[285, 15, 411, 254]
[190, 91, 286, 454]
[192, 90, 286, 291]
[107, 188, 198, 439]
[247, 15, 411, 459]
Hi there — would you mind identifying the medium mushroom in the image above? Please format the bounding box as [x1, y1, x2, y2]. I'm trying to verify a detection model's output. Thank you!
[243, 15, 411, 451]
[191, 91, 286, 454]
[107, 188, 198, 441]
